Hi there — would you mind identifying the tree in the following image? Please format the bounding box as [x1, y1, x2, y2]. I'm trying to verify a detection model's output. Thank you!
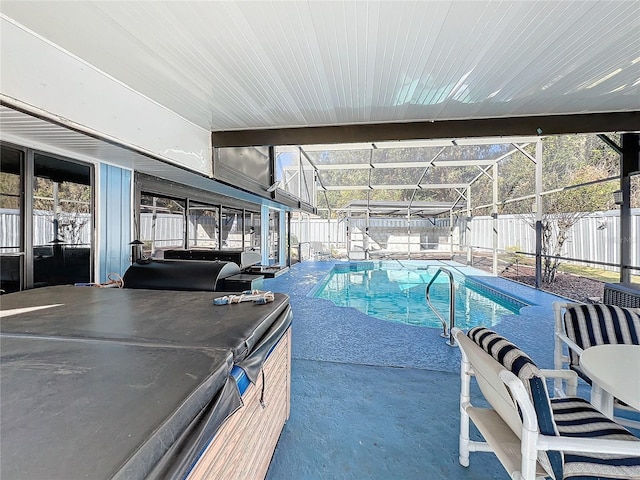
[529, 162, 617, 283]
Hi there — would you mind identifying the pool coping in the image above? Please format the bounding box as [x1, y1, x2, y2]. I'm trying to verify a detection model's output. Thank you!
[465, 275, 570, 308]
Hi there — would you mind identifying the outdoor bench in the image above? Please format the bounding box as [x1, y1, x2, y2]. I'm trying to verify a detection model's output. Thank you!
[454, 326, 640, 480]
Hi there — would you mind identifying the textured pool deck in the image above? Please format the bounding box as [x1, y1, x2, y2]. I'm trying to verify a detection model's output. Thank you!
[262, 260, 588, 479]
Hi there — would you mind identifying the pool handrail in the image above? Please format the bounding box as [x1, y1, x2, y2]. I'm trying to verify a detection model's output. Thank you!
[425, 267, 456, 346]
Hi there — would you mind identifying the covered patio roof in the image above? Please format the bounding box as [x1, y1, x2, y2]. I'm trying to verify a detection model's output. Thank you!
[1, 1, 638, 153]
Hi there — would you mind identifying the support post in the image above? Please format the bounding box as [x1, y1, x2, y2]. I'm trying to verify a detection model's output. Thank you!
[24, 149, 34, 289]
[297, 212, 302, 260]
[620, 133, 639, 283]
[407, 209, 411, 260]
[492, 163, 498, 275]
[346, 210, 351, 259]
[286, 211, 291, 267]
[364, 207, 370, 260]
[326, 213, 331, 256]
[534, 139, 543, 289]
[450, 210, 454, 256]
[466, 186, 472, 265]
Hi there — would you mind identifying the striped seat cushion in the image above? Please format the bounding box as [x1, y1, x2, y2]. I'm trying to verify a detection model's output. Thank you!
[551, 397, 640, 479]
[563, 305, 640, 376]
[468, 327, 563, 480]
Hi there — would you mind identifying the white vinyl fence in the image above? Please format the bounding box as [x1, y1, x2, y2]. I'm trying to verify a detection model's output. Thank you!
[465, 210, 639, 271]
[1, 208, 91, 251]
[292, 210, 639, 271]
[3, 207, 637, 272]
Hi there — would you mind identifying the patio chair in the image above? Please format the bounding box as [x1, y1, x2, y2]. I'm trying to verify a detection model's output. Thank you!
[454, 326, 640, 480]
[310, 241, 331, 260]
[553, 302, 640, 428]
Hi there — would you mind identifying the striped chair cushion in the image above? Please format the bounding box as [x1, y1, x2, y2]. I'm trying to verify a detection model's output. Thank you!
[468, 327, 541, 391]
[551, 397, 640, 479]
[564, 304, 640, 374]
[468, 327, 563, 479]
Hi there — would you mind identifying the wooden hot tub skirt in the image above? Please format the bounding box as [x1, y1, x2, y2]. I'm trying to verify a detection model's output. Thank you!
[187, 327, 291, 480]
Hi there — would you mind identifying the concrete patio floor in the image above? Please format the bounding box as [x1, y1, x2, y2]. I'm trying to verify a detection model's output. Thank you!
[262, 260, 577, 480]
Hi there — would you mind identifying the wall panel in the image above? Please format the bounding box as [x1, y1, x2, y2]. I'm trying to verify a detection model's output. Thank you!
[99, 164, 132, 282]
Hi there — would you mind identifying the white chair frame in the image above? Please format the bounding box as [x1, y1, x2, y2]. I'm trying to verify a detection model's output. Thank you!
[455, 328, 640, 480]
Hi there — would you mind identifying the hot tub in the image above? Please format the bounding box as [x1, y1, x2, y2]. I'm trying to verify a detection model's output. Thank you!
[0, 286, 292, 480]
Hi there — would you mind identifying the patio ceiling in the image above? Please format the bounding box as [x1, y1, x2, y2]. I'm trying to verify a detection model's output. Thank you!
[1, 1, 638, 148]
[1, 0, 638, 217]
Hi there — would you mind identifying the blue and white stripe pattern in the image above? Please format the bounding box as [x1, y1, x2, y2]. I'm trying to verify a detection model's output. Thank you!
[551, 397, 640, 479]
[468, 326, 640, 480]
[468, 326, 563, 480]
[468, 326, 541, 391]
[564, 304, 640, 373]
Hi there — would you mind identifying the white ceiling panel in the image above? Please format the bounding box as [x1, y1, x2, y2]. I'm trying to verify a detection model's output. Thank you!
[0, 106, 273, 209]
[1, 1, 638, 134]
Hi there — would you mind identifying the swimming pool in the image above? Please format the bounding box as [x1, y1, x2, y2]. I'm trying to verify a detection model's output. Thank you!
[312, 261, 523, 329]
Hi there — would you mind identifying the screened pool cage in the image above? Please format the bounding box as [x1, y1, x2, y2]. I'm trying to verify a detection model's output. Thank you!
[278, 133, 638, 284]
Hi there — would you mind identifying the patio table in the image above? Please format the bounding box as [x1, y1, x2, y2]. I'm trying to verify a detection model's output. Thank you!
[579, 344, 640, 417]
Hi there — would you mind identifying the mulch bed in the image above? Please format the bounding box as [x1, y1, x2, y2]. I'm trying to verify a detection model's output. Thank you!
[498, 265, 604, 303]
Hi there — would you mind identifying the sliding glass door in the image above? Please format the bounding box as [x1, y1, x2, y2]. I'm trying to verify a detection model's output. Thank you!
[32, 153, 93, 287]
[1, 144, 94, 291]
[0, 145, 24, 292]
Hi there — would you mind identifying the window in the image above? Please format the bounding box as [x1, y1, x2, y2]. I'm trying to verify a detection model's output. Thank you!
[268, 209, 280, 264]
[140, 193, 185, 257]
[32, 153, 92, 287]
[1, 145, 23, 292]
[0, 146, 22, 252]
[243, 210, 261, 251]
[135, 173, 263, 257]
[188, 202, 219, 249]
[220, 207, 243, 250]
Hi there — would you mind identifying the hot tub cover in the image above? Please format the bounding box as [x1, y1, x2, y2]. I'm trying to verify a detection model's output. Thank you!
[0, 285, 294, 479]
[122, 259, 240, 292]
[0, 286, 291, 364]
[0, 335, 239, 480]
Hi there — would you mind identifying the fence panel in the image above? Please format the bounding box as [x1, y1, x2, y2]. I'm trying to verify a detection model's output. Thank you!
[466, 210, 639, 271]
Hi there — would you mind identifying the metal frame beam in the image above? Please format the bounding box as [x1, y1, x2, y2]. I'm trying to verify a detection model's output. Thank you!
[212, 112, 639, 147]
[323, 183, 469, 191]
[311, 159, 498, 170]
[534, 139, 543, 288]
[492, 162, 499, 274]
[619, 133, 639, 283]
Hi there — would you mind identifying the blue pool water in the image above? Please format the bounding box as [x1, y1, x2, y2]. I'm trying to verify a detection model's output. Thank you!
[313, 261, 522, 329]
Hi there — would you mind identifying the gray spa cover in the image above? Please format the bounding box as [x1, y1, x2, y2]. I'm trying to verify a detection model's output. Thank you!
[0, 335, 240, 480]
[0, 285, 291, 365]
[0, 286, 293, 479]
